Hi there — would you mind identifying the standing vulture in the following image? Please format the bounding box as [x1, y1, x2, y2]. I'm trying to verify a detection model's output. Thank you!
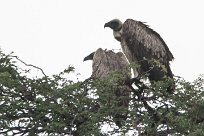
[104, 19, 174, 92]
[84, 48, 131, 127]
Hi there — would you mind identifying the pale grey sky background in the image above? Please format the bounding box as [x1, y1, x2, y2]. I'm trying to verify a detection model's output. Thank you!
[0, 0, 203, 82]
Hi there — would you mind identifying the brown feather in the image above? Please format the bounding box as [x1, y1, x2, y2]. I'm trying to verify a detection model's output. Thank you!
[92, 48, 130, 79]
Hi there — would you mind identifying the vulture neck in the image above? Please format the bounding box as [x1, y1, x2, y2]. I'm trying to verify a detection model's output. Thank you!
[113, 27, 122, 42]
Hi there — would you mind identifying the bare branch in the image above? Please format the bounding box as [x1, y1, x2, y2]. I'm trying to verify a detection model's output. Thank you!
[11, 55, 47, 77]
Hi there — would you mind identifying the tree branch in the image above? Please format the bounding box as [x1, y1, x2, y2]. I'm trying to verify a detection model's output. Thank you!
[11, 55, 47, 77]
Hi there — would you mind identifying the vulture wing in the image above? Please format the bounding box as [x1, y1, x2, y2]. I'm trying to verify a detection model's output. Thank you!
[121, 19, 174, 80]
[92, 48, 130, 80]
[122, 19, 174, 65]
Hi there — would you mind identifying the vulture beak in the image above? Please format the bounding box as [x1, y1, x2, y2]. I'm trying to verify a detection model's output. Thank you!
[83, 52, 95, 62]
[83, 56, 88, 62]
[104, 23, 108, 28]
[104, 22, 109, 28]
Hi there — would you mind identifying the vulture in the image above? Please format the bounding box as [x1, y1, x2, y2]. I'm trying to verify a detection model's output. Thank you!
[104, 19, 174, 92]
[84, 48, 131, 127]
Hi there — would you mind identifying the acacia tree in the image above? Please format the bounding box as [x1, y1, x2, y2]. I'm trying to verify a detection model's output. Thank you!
[0, 50, 204, 136]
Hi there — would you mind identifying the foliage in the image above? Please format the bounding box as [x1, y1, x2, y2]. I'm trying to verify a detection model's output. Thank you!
[0, 50, 204, 136]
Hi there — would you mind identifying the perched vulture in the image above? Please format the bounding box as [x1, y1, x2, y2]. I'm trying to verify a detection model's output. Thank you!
[104, 19, 174, 92]
[84, 48, 131, 127]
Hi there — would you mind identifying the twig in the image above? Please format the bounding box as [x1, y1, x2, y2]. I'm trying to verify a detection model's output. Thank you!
[69, 112, 78, 135]
[111, 48, 121, 52]
[11, 55, 47, 77]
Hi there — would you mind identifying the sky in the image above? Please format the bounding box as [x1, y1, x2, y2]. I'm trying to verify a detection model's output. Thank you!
[0, 0, 204, 82]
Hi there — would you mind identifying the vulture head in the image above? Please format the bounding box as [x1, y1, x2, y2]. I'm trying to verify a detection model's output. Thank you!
[104, 19, 122, 31]
[104, 19, 123, 41]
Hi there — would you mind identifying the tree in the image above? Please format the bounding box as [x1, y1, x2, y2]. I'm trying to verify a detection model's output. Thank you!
[0, 49, 204, 136]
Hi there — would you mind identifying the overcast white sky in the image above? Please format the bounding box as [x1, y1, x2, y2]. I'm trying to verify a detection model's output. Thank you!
[0, 0, 203, 82]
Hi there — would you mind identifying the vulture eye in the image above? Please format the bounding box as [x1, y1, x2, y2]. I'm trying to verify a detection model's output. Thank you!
[109, 21, 119, 30]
